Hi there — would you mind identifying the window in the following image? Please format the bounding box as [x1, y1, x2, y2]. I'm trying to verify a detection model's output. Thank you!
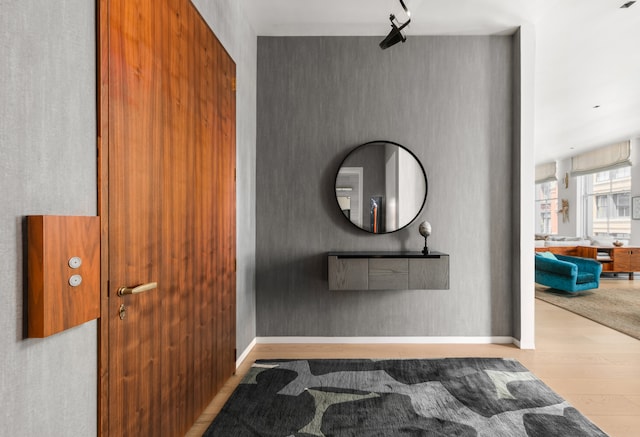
[535, 181, 558, 235]
[613, 166, 631, 180]
[581, 168, 631, 239]
[596, 195, 608, 219]
[613, 193, 630, 217]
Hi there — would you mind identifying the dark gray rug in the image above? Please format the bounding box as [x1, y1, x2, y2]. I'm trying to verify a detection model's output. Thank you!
[536, 284, 640, 340]
[203, 358, 607, 437]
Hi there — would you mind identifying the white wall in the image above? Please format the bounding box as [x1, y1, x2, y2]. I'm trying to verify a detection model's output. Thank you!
[397, 149, 425, 228]
[556, 157, 580, 237]
[513, 24, 536, 349]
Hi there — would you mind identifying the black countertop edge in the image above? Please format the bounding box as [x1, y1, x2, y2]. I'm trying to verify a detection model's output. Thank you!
[328, 251, 448, 259]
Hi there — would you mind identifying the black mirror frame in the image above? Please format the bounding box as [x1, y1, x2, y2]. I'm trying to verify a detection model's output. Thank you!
[334, 140, 428, 234]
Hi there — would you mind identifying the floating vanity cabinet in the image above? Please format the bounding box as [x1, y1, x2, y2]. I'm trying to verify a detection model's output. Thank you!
[328, 252, 449, 290]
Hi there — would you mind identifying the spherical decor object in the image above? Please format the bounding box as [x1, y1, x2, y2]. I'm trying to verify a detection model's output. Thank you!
[419, 221, 431, 255]
[419, 221, 431, 237]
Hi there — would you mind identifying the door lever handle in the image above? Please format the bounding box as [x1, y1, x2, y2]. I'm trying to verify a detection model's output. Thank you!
[117, 282, 158, 297]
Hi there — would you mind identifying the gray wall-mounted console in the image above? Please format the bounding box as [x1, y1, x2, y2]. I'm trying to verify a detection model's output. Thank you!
[328, 252, 450, 290]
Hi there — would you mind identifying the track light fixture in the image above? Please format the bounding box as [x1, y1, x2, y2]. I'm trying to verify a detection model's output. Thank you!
[379, 0, 411, 49]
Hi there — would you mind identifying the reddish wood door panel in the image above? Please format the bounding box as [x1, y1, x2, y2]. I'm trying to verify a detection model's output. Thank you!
[612, 248, 640, 272]
[99, 0, 236, 435]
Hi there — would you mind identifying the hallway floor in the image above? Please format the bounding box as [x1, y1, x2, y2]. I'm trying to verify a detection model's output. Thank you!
[188, 280, 640, 436]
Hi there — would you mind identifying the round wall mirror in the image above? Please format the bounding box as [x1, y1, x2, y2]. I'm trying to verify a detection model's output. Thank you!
[335, 140, 428, 233]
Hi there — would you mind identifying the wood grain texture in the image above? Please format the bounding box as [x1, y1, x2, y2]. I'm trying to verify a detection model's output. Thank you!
[610, 248, 640, 273]
[535, 246, 581, 257]
[408, 257, 450, 290]
[328, 255, 449, 290]
[27, 215, 100, 338]
[100, 0, 236, 434]
[368, 258, 409, 290]
[97, 0, 110, 434]
[328, 256, 368, 290]
[543, 246, 640, 277]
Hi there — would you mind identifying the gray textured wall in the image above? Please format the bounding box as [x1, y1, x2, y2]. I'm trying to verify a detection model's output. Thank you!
[193, 0, 258, 360]
[256, 36, 514, 337]
[0, 1, 97, 435]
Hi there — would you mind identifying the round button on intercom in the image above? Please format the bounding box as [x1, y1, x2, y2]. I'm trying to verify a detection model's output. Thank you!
[68, 256, 82, 269]
[69, 275, 83, 287]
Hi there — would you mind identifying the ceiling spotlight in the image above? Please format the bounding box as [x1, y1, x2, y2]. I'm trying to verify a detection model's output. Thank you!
[621, 1, 636, 8]
[380, 0, 411, 50]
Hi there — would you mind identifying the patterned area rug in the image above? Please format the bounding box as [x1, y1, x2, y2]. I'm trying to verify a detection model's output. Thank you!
[536, 284, 640, 340]
[203, 358, 607, 437]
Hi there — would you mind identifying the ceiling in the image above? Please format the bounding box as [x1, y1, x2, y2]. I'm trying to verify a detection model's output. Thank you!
[241, 0, 640, 164]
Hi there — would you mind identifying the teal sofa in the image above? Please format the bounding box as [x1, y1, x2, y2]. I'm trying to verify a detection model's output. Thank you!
[535, 252, 602, 293]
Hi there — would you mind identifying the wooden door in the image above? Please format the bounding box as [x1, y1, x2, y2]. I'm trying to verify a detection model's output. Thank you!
[98, 0, 236, 435]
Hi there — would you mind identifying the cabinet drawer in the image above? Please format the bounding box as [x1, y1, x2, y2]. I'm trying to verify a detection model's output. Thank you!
[328, 256, 368, 290]
[369, 259, 408, 290]
[409, 257, 450, 289]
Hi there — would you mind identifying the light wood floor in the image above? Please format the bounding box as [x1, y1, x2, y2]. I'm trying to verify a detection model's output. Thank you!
[186, 279, 640, 436]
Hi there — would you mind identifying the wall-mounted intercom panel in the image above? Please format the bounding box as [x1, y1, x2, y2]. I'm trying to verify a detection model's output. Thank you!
[27, 215, 100, 337]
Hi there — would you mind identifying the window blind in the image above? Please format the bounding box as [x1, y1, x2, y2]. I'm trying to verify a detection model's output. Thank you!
[570, 140, 631, 176]
[535, 161, 557, 183]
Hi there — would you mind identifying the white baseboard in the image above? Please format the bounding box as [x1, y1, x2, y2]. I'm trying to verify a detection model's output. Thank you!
[236, 337, 257, 369]
[256, 336, 515, 345]
[236, 336, 527, 368]
[512, 338, 535, 349]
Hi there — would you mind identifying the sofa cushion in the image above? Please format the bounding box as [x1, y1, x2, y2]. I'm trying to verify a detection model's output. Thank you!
[576, 272, 596, 284]
[537, 251, 557, 260]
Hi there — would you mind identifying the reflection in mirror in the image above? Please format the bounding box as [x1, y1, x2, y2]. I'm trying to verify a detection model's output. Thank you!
[335, 167, 363, 227]
[335, 141, 427, 233]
